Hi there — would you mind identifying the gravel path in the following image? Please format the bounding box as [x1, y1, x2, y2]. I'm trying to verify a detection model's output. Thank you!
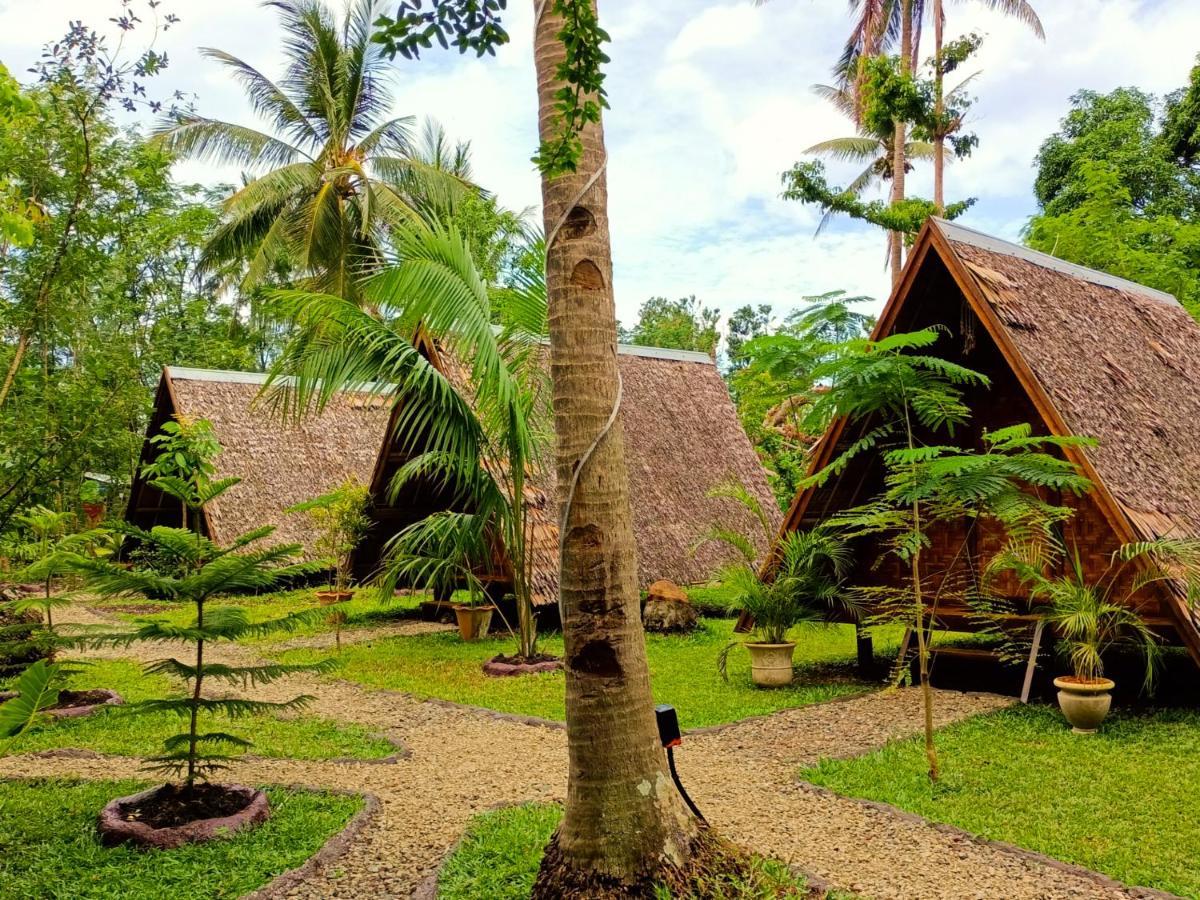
[0, 606, 1156, 899]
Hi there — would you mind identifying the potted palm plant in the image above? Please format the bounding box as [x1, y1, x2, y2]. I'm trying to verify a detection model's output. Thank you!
[1001, 547, 1159, 733]
[288, 480, 371, 650]
[382, 510, 498, 642]
[717, 529, 853, 687]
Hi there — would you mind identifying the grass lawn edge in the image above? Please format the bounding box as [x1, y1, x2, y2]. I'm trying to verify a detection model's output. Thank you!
[431, 803, 843, 900]
[244, 787, 381, 900]
[0, 777, 372, 900]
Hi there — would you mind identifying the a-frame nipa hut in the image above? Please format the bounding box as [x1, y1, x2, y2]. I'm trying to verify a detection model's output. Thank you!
[775, 218, 1200, 683]
[126, 340, 781, 611]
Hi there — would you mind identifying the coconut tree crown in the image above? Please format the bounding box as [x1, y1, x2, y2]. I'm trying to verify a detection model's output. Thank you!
[155, 0, 468, 301]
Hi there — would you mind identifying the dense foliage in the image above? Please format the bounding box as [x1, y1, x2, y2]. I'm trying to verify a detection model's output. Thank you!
[1026, 60, 1200, 313]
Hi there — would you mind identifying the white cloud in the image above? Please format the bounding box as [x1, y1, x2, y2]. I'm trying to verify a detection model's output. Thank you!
[665, 4, 763, 63]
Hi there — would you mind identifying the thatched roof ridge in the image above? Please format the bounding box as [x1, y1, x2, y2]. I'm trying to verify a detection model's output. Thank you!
[161, 367, 391, 554]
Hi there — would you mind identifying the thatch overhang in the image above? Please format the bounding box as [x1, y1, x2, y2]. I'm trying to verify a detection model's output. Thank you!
[129, 343, 780, 607]
[775, 218, 1200, 663]
[125, 367, 392, 552]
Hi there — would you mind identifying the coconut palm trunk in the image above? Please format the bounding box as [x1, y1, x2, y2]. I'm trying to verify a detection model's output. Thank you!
[932, 0, 946, 214]
[530, 2, 699, 893]
[888, 0, 915, 283]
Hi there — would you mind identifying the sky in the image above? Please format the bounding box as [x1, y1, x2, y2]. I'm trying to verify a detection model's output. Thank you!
[1, 0, 1198, 327]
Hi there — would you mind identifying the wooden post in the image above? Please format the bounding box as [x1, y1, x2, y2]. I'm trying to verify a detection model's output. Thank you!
[855, 623, 874, 674]
[1020, 619, 1045, 704]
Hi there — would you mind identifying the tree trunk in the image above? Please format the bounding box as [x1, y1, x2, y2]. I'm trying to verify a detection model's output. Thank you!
[530, 2, 700, 894]
[889, 0, 915, 285]
[932, 0, 945, 215]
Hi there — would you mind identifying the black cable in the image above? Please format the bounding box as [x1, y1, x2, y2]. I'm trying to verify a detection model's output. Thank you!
[666, 746, 707, 825]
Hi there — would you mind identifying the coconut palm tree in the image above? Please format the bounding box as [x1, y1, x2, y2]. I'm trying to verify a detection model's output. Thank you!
[155, 0, 466, 303]
[929, 0, 1043, 210]
[527, 3, 702, 895]
[806, 82, 936, 257]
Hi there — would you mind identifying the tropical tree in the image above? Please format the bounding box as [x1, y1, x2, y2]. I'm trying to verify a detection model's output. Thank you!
[154, 0, 467, 302]
[1025, 73, 1200, 314]
[928, 1, 1041, 211]
[800, 329, 1091, 780]
[371, 2, 742, 891]
[0, 1, 179, 413]
[620, 295, 719, 357]
[526, 4, 711, 892]
[807, 82, 935, 243]
[263, 220, 549, 661]
[730, 293, 873, 503]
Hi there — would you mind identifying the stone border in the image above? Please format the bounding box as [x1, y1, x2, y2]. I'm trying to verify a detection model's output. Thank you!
[481, 656, 564, 678]
[97, 783, 270, 849]
[796, 781, 1182, 900]
[245, 787, 381, 900]
[47, 689, 124, 719]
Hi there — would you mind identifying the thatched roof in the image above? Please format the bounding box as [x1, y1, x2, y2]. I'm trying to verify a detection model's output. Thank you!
[131, 368, 392, 551]
[777, 217, 1200, 661]
[937, 220, 1200, 543]
[518, 344, 781, 604]
[131, 345, 779, 605]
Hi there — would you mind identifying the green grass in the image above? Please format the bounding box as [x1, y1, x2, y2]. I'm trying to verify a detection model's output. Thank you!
[438, 803, 815, 899]
[4, 659, 397, 761]
[0, 778, 361, 900]
[439, 803, 562, 900]
[685, 583, 740, 617]
[100, 588, 429, 644]
[803, 704, 1200, 898]
[276, 619, 877, 730]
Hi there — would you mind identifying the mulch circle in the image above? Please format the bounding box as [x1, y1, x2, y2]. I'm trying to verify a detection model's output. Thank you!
[481, 654, 563, 678]
[47, 689, 124, 719]
[98, 782, 270, 849]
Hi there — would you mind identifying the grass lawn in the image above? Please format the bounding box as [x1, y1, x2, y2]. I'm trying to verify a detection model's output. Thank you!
[802, 704, 1200, 898]
[437, 803, 815, 900]
[0, 778, 361, 900]
[3, 659, 397, 761]
[275, 619, 884, 730]
[97, 587, 429, 644]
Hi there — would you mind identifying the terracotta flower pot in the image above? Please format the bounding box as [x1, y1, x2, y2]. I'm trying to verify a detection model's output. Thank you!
[316, 589, 353, 607]
[98, 783, 270, 849]
[745, 642, 797, 687]
[454, 605, 494, 641]
[1054, 675, 1115, 734]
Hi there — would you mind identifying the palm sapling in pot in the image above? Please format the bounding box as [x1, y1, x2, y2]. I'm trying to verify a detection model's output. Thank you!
[288, 478, 371, 650]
